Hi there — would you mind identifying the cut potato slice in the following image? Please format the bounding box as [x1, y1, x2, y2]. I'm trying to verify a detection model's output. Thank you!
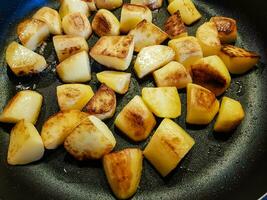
[128, 20, 168, 52]
[96, 71, 131, 94]
[186, 83, 219, 125]
[83, 84, 116, 120]
[214, 97, 245, 132]
[120, 4, 152, 33]
[56, 51, 91, 83]
[95, 0, 123, 10]
[153, 61, 192, 89]
[115, 96, 156, 142]
[218, 45, 260, 74]
[143, 118, 195, 176]
[130, 0, 163, 10]
[64, 115, 116, 160]
[41, 110, 88, 149]
[134, 45, 175, 78]
[57, 84, 94, 111]
[164, 11, 187, 39]
[103, 148, 143, 199]
[81, 0, 97, 11]
[53, 35, 89, 62]
[5, 42, 47, 76]
[7, 120, 44, 165]
[33, 7, 62, 35]
[191, 55, 231, 96]
[90, 35, 134, 71]
[142, 87, 181, 118]
[0, 90, 43, 124]
[59, 0, 89, 19]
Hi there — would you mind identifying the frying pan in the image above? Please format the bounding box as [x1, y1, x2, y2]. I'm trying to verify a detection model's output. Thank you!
[0, 0, 267, 199]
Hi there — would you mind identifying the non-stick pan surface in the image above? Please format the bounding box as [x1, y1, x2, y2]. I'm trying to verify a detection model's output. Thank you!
[0, 0, 267, 199]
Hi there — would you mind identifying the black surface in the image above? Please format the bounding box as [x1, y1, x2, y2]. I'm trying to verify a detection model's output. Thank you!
[0, 0, 267, 199]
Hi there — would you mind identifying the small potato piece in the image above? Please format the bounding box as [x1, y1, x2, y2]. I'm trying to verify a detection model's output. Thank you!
[56, 51, 91, 83]
[90, 35, 134, 71]
[33, 7, 62, 35]
[81, 0, 97, 11]
[7, 120, 44, 165]
[0, 90, 43, 124]
[103, 148, 143, 199]
[164, 11, 187, 39]
[57, 84, 94, 111]
[62, 12, 92, 39]
[130, 0, 163, 10]
[168, 36, 203, 70]
[191, 55, 231, 96]
[5, 42, 47, 76]
[143, 118, 195, 177]
[167, 0, 201, 25]
[59, 0, 89, 19]
[210, 16, 237, 44]
[196, 22, 221, 56]
[92, 9, 120, 37]
[83, 84, 116, 120]
[153, 61, 192, 89]
[96, 71, 131, 94]
[214, 97, 245, 133]
[128, 20, 168, 52]
[95, 0, 122, 10]
[53, 35, 89, 62]
[142, 87, 181, 118]
[17, 18, 50, 50]
[186, 83, 219, 125]
[64, 115, 116, 160]
[41, 110, 88, 149]
[134, 45, 175, 78]
[115, 96, 156, 142]
[120, 4, 152, 33]
[218, 45, 260, 74]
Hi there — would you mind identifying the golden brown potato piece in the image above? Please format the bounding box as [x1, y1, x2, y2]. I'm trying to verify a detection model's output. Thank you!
[59, 0, 90, 19]
[164, 11, 187, 39]
[81, 0, 97, 11]
[130, 0, 163, 10]
[95, 0, 123, 10]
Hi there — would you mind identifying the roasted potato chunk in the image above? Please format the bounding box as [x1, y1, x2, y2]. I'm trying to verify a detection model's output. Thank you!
[143, 118, 195, 176]
[5, 42, 47, 76]
[103, 148, 143, 199]
[186, 83, 219, 125]
[218, 45, 260, 74]
[0, 90, 43, 124]
[59, 0, 89, 19]
[81, 0, 97, 11]
[90, 35, 134, 71]
[164, 11, 187, 39]
[95, 0, 122, 10]
[115, 96, 156, 142]
[130, 0, 163, 10]
[64, 115, 116, 160]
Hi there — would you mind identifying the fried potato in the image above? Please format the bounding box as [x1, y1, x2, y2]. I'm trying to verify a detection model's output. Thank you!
[59, 0, 89, 19]
[81, 0, 97, 11]
[95, 0, 123, 10]
[130, 0, 163, 10]
[164, 11, 187, 39]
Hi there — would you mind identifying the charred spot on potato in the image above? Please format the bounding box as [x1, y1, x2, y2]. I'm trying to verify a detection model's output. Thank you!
[211, 17, 236, 35]
[160, 136, 180, 157]
[124, 109, 145, 136]
[221, 45, 260, 58]
[62, 46, 81, 55]
[71, 14, 85, 29]
[94, 14, 111, 36]
[164, 11, 186, 38]
[194, 88, 216, 109]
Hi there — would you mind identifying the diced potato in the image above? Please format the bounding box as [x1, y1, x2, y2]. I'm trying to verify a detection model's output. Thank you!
[33, 7, 62, 35]
[134, 45, 175, 78]
[186, 83, 219, 125]
[83, 84, 116, 120]
[142, 87, 181, 118]
[214, 97, 245, 132]
[128, 20, 168, 52]
[196, 22, 221, 56]
[103, 148, 143, 199]
[53, 35, 89, 62]
[5, 42, 47, 76]
[0, 90, 43, 124]
[143, 118, 195, 177]
[167, 0, 201, 25]
[92, 9, 120, 37]
[96, 71, 131, 94]
[56, 51, 91, 83]
[191, 55, 231, 96]
[7, 120, 44, 165]
[41, 110, 88, 149]
[81, 0, 97, 11]
[120, 4, 152, 33]
[59, 0, 89, 19]
[57, 84, 94, 111]
[218, 45, 260, 74]
[62, 12, 92, 39]
[115, 96, 156, 142]
[90, 35, 134, 71]
[210, 16, 237, 44]
[17, 18, 50, 50]
[95, 0, 122, 10]
[168, 36, 203, 70]
[64, 115, 116, 160]
[164, 11, 187, 39]
[153, 61, 192, 89]
[130, 0, 163, 10]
